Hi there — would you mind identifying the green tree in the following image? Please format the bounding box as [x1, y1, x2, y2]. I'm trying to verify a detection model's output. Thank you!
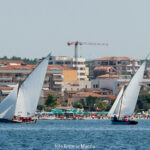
[45, 94, 57, 108]
[0, 56, 8, 60]
[61, 103, 68, 106]
[37, 104, 45, 111]
[136, 92, 150, 112]
[73, 102, 83, 109]
[85, 96, 97, 111]
[23, 58, 37, 65]
[11, 56, 21, 60]
[96, 101, 109, 111]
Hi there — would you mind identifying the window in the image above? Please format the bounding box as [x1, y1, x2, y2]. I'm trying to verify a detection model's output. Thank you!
[49, 62, 53, 64]
[109, 61, 116, 65]
[65, 61, 71, 64]
[15, 73, 22, 77]
[80, 68, 85, 70]
[101, 61, 108, 66]
[80, 78, 84, 80]
[80, 73, 85, 76]
[56, 61, 64, 65]
[118, 61, 121, 64]
[96, 84, 99, 88]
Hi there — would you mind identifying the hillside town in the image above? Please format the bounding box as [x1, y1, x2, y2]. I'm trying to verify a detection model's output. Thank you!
[0, 55, 150, 118]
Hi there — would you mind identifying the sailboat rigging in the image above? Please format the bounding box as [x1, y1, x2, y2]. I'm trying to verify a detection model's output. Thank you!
[108, 58, 147, 125]
[0, 54, 50, 123]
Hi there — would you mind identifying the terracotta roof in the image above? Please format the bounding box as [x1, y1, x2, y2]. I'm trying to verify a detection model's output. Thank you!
[0, 85, 13, 90]
[97, 74, 119, 78]
[95, 56, 133, 61]
[73, 92, 115, 100]
[0, 65, 75, 71]
[73, 92, 104, 98]
[108, 95, 115, 100]
[94, 66, 112, 71]
[0, 65, 35, 70]
[80, 88, 112, 92]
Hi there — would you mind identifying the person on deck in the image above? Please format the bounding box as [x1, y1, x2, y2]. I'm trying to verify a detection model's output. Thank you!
[113, 115, 118, 121]
[124, 116, 129, 122]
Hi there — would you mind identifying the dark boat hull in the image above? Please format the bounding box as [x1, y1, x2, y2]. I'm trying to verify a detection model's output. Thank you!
[0, 118, 36, 124]
[0, 119, 20, 123]
[112, 120, 138, 125]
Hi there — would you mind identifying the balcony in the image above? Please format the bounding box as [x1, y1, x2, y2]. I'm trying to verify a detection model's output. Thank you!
[53, 85, 63, 89]
[52, 77, 63, 81]
[0, 77, 12, 81]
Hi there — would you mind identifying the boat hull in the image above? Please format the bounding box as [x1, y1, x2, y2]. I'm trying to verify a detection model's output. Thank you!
[111, 120, 138, 125]
[0, 118, 36, 124]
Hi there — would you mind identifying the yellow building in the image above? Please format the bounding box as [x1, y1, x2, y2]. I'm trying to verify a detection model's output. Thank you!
[62, 67, 78, 82]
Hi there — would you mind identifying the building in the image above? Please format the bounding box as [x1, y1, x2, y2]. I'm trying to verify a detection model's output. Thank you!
[0, 60, 25, 66]
[94, 56, 140, 75]
[93, 66, 116, 78]
[63, 80, 91, 92]
[91, 74, 119, 95]
[0, 64, 78, 103]
[0, 85, 14, 102]
[48, 65, 78, 94]
[71, 92, 115, 104]
[49, 56, 88, 80]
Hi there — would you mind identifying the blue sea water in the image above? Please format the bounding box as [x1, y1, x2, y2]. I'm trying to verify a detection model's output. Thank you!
[0, 119, 150, 150]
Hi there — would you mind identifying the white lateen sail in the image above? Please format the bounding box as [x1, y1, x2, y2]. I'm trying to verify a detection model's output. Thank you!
[0, 85, 18, 119]
[108, 61, 146, 117]
[107, 86, 124, 117]
[15, 54, 50, 117]
[0, 54, 50, 121]
[119, 62, 146, 116]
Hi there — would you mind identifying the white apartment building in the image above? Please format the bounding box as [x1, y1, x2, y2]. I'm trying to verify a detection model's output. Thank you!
[91, 74, 118, 95]
[49, 56, 88, 81]
[63, 80, 91, 91]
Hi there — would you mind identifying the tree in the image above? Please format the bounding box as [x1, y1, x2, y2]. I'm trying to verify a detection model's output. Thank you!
[85, 96, 97, 111]
[96, 101, 109, 111]
[1, 56, 8, 60]
[61, 103, 68, 106]
[11, 56, 21, 60]
[37, 104, 45, 111]
[73, 103, 83, 109]
[136, 92, 150, 112]
[45, 94, 57, 108]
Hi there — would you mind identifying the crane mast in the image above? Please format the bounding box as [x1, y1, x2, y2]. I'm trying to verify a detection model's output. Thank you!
[67, 41, 108, 67]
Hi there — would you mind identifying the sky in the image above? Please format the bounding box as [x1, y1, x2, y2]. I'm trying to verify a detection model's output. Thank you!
[0, 0, 150, 60]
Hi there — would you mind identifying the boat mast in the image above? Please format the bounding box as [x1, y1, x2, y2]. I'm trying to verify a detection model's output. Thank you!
[118, 86, 124, 119]
[118, 96, 123, 120]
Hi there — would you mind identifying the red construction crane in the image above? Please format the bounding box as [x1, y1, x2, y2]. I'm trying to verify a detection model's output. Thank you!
[67, 41, 108, 61]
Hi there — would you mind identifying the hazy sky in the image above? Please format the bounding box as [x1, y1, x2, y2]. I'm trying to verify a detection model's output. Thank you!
[0, 0, 150, 60]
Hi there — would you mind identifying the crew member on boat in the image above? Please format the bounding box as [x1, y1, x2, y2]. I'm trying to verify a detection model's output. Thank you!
[113, 115, 118, 121]
[123, 116, 129, 122]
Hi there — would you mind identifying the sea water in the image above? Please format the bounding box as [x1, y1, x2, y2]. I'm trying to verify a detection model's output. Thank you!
[0, 119, 150, 150]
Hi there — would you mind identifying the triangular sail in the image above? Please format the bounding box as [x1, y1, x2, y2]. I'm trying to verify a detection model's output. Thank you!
[119, 62, 146, 116]
[107, 86, 124, 117]
[15, 54, 50, 117]
[0, 85, 18, 119]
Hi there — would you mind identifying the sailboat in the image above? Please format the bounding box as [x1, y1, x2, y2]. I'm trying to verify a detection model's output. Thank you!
[0, 54, 50, 123]
[108, 60, 146, 125]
